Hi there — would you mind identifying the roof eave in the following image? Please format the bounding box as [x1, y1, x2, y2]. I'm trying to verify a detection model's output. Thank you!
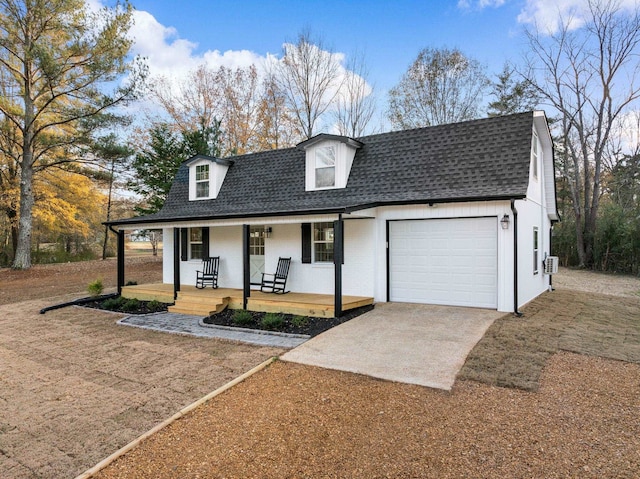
[105, 193, 528, 228]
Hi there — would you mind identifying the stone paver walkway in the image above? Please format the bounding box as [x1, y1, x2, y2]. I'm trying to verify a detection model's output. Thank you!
[118, 312, 309, 348]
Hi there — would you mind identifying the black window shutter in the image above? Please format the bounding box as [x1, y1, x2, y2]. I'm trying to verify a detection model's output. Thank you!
[180, 228, 188, 261]
[301, 223, 312, 263]
[202, 227, 210, 258]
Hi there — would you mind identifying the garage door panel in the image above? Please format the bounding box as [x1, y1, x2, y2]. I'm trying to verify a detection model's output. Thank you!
[389, 218, 498, 309]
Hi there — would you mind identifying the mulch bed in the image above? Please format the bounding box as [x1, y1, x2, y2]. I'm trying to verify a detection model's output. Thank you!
[203, 305, 374, 337]
[83, 294, 374, 337]
[82, 296, 170, 315]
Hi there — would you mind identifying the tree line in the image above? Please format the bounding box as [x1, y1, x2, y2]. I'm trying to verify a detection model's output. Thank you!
[1, 0, 639, 275]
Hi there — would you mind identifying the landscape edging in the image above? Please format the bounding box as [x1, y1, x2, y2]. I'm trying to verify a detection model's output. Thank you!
[73, 356, 279, 479]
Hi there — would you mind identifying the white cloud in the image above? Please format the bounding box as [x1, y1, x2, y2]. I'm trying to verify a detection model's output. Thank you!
[516, 0, 639, 34]
[129, 10, 269, 84]
[120, 4, 375, 132]
[130, 10, 200, 77]
[457, 0, 507, 10]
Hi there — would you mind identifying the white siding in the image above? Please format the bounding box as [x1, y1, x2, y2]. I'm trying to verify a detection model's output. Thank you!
[162, 228, 173, 284]
[343, 219, 375, 297]
[373, 201, 514, 312]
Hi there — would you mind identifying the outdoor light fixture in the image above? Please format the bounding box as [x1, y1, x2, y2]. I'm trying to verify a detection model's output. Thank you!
[500, 214, 510, 230]
[265, 226, 273, 238]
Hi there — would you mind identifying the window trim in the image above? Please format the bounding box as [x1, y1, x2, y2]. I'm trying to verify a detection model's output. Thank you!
[195, 164, 210, 198]
[189, 227, 203, 260]
[313, 222, 334, 263]
[533, 226, 539, 275]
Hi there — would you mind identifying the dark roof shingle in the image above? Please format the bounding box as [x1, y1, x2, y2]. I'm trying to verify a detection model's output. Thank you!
[112, 112, 534, 225]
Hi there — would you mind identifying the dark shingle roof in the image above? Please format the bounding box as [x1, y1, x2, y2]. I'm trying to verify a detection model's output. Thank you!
[111, 112, 534, 225]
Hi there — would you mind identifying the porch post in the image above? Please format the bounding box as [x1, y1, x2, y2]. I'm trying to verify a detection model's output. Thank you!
[117, 229, 125, 295]
[333, 217, 343, 317]
[173, 228, 181, 300]
[242, 224, 250, 310]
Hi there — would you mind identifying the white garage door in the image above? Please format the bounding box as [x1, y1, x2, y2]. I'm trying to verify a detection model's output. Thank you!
[389, 217, 498, 308]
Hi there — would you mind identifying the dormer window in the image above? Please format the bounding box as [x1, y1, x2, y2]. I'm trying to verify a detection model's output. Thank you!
[315, 146, 336, 188]
[195, 164, 210, 198]
[187, 155, 234, 201]
[297, 134, 363, 192]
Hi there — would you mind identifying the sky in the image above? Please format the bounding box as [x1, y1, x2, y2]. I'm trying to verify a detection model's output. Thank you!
[102, 0, 638, 132]
[128, 0, 534, 91]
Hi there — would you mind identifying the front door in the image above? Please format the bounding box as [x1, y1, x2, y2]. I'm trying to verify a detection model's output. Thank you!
[249, 226, 266, 285]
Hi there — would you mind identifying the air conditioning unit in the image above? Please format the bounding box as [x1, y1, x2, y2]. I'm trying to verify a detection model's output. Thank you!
[544, 256, 559, 274]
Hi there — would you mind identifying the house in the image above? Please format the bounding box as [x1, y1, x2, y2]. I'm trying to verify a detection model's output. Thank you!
[107, 111, 558, 315]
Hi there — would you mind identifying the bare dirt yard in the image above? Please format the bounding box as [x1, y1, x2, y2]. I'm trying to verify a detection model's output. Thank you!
[91, 268, 640, 479]
[2, 262, 639, 478]
[0, 257, 285, 478]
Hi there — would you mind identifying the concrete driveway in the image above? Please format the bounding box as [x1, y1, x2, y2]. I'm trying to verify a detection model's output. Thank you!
[282, 303, 504, 390]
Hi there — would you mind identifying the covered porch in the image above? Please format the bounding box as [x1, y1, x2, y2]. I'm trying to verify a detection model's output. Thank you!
[122, 283, 374, 318]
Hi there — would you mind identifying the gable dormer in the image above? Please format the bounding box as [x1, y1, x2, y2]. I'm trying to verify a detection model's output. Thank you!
[297, 134, 363, 191]
[186, 154, 234, 201]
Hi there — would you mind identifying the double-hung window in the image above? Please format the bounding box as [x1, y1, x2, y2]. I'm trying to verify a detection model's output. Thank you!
[313, 222, 334, 262]
[190, 227, 203, 260]
[315, 146, 336, 188]
[195, 164, 210, 198]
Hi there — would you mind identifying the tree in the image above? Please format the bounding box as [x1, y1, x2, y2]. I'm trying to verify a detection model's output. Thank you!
[0, 0, 146, 269]
[525, 0, 640, 268]
[487, 62, 539, 116]
[32, 169, 105, 257]
[255, 66, 299, 150]
[276, 30, 343, 139]
[181, 118, 222, 158]
[128, 123, 184, 215]
[151, 64, 266, 156]
[333, 53, 376, 137]
[91, 134, 133, 259]
[388, 47, 490, 129]
[150, 64, 220, 135]
[128, 120, 222, 215]
[215, 65, 262, 155]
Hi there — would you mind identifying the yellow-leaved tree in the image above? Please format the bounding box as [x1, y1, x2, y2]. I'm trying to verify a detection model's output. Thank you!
[0, 0, 146, 269]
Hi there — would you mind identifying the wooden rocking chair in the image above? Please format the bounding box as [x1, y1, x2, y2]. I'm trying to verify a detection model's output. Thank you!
[195, 256, 220, 289]
[260, 257, 291, 294]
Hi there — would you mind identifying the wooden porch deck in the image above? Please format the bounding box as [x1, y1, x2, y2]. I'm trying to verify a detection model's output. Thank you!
[121, 283, 373, 318]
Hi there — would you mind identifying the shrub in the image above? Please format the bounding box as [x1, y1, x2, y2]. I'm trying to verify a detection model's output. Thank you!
[261, 313, 284, 331]
[292, 315, 309, 328]
[87, 278, 104, 297]
[102, 296, 125, 310]
[147, 300, 165, 312]
[232, 310, 254, 326]
[121, 298, 141, 312]
[125, 280, 138, 286]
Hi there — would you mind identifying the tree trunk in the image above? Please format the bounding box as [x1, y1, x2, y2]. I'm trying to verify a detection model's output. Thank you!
[13, 25, 35, 270]
[574, 212, 587, 268]
[102, 161, 115, 260]
[12, 161, 34, 269]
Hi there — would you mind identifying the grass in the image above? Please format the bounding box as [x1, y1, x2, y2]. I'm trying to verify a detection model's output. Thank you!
[458, 289, 640, 391]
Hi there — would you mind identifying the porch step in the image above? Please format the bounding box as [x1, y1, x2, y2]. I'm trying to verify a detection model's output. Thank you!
[168, 295, 230, 317]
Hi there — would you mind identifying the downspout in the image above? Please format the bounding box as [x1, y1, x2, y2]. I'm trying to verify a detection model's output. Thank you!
[548, 220, 557, 291]
[510, 199, 523, 317]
